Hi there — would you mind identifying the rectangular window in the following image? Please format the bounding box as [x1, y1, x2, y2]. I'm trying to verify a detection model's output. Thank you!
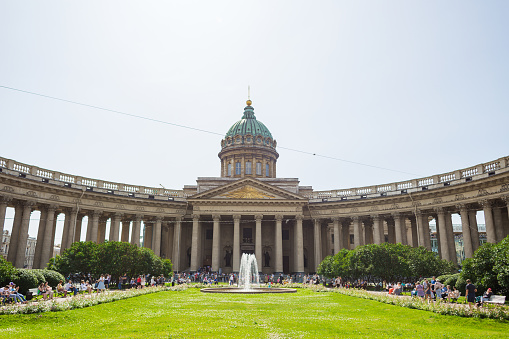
[235, 162, 241, 175]
[265, 163, 270, 177]
[227, 164, 232, 176]
[256, 162, 262, 175]
[245, 161, 252, 174]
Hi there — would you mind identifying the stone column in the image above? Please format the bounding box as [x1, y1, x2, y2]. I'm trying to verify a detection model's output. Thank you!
[144, 224, 153, 249]
[313, 219, 322, 270]
[7, 202, 24, 263]
[33, 207, 47, 269]
[468, 210, 480, 251]
[0, 196, 12, 242]
[131, 215, 142, 246]
[211, 215, 221, 272]
[363, 219, 373, 245]
[393, 213, 407, 245]
[481, 200, 496, 243]
[65, 208, 78, 250]
[110, 213, 122, 242]
[371, 215, 382, 244]
[172, 217, 182, 272]
[232, 215, 241, 272]
[61, 209, 71, 251]
[493, 205, 504, 242]
[97, 217, 107, 243]
[502, 195, 509, 239]
[457, 204, 473, 259]
[152, 217, 162, 256]
[190, 214, 200, 272]
[352, 216, 361, 248]
[255, 214, 263, 272]
[295, 215, 304, 273]
[435, 208, 451, 261]
[14, 201, 35, 268]
[409, 216, 418, 247]
[89, 210, 101, 243]
[445, 211, 457, 264]
[275, 214, 283, 274]
[121, 220, 130, 242]
[415, 210, 424, 247]
[40, 205, 57, 268]
[387, 217, 395, 243]
[74, 214, 84, 242]
[333, 217, 341, 252]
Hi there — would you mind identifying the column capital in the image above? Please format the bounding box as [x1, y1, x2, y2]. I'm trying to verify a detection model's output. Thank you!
[370, 215, 381, 221]
[0, 195, 13, 204]
[192, 214, 200, 220]
[255, 214, 263, 221]
[414, 209, 422, 216]
[479, 199, 491, 208]
[501, 195, 509, 204]
[233, 215, 241, 221]
[275, 214, 283, 222]
[391, 212, 400, 218]
[351, 216, 360, 221]
[155, 216, 164, 222]
[92, 210, 103, 218]
[175, 216, 182, 222]
[433, 207, 445, 215]
[331, 216, 340, 222]
[212, 214, 221, 221]
[295, 215, 304, 221]
[135, 214, 143, 221]
[455, 203, 467, 212]
[47, 204, 59, 212]
[23, 200, 37, 208]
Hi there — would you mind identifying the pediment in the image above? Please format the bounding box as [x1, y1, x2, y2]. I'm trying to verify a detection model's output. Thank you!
[188, 178, 305, 201]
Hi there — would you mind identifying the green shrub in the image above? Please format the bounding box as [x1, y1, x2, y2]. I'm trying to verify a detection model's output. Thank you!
[31, 269, 47, 286]
[0, 257, 18, 287]
[455, 275, 467, 294]
[444, 273, 460, 288]
[13, 269, 39, 294]
[38, 269, 64, 287]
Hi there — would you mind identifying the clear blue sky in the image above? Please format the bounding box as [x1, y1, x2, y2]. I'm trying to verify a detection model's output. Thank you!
[2, 1, 506, 240]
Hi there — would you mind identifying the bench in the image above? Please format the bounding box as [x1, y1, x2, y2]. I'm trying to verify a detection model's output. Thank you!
[484, 295, 506, 305]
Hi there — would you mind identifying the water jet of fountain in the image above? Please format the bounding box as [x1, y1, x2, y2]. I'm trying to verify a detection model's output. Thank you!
[238, 253, 260, 291]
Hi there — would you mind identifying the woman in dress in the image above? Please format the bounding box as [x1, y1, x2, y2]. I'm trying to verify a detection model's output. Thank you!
[96, 275, 106, 293]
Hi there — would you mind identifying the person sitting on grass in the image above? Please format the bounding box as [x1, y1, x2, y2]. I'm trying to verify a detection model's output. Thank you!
[57, 280, 68, 297]
[65, 280, 79, 296]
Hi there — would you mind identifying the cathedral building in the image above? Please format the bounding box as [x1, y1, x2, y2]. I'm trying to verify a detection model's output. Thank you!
[1, 99, 508, 274]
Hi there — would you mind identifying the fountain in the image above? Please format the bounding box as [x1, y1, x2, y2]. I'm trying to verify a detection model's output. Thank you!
[200, 253, 297, 294]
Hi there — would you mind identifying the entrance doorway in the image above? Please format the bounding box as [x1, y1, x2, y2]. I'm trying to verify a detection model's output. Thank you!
[283, 256, 289, 274]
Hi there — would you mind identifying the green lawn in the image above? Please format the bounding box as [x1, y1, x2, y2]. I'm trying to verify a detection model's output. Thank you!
[0, 288, 508, 338]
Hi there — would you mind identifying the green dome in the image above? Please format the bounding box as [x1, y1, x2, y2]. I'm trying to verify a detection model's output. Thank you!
[225, 104, 273, 139]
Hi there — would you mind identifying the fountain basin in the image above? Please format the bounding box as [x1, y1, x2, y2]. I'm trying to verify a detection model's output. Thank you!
[200, 287, 297, 294]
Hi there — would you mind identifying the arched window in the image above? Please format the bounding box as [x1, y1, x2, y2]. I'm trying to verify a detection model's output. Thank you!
[256, 162, 262, 175]
[235, 162, 241, 175]
[265, 164, 270, 177]
[245, 161, 252, 174]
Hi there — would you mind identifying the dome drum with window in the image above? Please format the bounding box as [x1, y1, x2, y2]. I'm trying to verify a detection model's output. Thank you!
[219, 100, 279, 178]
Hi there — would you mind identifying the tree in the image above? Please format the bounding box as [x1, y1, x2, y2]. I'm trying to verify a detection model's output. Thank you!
[51, 241, 98, 277]
[461, 235, 509, 296]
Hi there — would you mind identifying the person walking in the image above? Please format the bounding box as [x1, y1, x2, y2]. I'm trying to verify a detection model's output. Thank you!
[465, 279, 477, 310]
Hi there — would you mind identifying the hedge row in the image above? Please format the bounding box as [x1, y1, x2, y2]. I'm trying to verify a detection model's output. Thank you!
[0, 257, 64, 294]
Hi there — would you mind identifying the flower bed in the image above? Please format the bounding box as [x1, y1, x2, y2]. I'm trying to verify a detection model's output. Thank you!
[0, 284, 192, 315]
[288, 283, 509, 321]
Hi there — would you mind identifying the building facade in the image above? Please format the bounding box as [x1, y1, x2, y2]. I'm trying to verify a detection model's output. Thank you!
[0, 100, 508, 274]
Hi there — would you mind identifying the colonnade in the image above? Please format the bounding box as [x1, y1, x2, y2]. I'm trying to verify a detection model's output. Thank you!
[324, 196, 509, 264]
[0, 195, 182, 269]
[189, 214, 305, 274]
[2, 194, 509, 272]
